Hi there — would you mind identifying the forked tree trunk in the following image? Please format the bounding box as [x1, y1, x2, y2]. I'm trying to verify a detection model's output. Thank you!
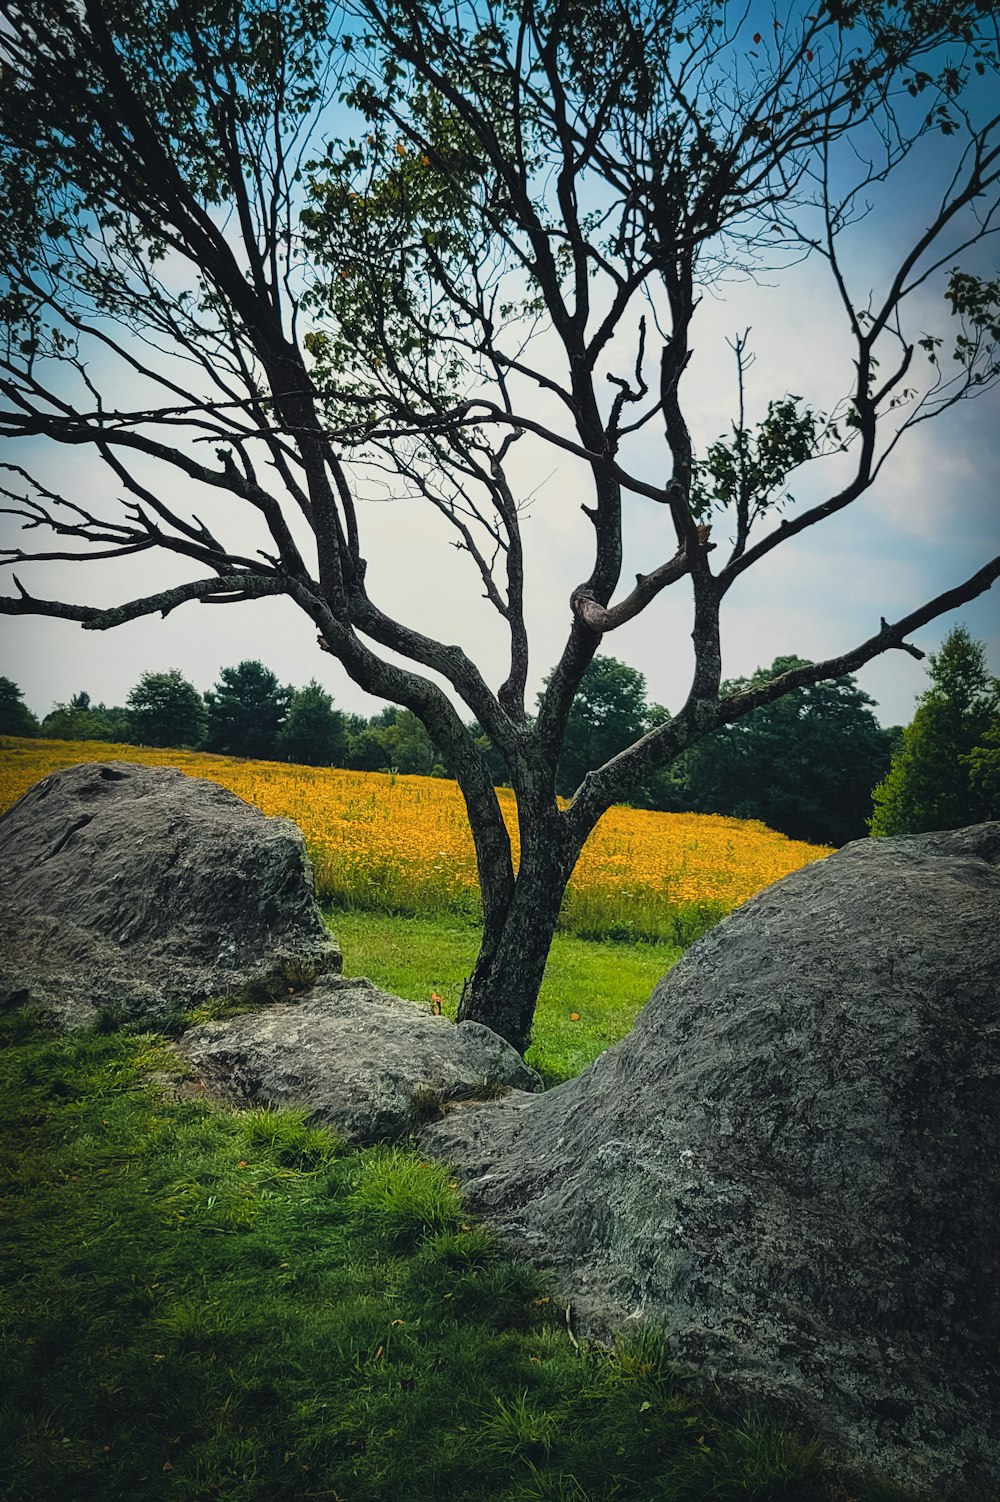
[457, 807, 579, 1055]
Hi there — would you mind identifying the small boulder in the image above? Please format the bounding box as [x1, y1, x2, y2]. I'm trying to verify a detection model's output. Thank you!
[177, 977, 543, 1142]
[422, 825, 1000, 1497]
[0, 760, 341, 1027]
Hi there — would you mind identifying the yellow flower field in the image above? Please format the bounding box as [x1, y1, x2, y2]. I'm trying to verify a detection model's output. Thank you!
[0, 736, 833, 942]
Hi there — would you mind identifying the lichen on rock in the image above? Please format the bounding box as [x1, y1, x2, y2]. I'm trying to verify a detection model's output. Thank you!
[0, 760, 341, 1026]
[421, 824, 1000, 1498]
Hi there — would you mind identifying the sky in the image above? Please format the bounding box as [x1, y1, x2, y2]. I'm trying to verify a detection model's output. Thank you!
[2, 14, 999, 732]
[4, 255, 996, 730]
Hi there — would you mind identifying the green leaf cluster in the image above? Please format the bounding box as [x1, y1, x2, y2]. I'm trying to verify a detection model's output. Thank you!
[944, 270, 1000, 380]
[690, 398, 819, 522]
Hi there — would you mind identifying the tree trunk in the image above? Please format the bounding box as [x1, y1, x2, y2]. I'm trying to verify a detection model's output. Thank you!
[458, 809, 575, 1055]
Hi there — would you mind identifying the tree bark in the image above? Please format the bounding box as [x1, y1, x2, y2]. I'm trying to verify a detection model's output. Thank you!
[458, 805, 575, 1055]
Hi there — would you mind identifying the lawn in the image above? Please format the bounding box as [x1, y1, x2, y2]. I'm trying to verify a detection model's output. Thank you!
[0, 745, 923, 1501]
[330, 908, 683, 1084]
[0, 1008, 917, 1502]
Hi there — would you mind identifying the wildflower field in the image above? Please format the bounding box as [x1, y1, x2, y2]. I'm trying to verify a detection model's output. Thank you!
[0, 736, 832, 944]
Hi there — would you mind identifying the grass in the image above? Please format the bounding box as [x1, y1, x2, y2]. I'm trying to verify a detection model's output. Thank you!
[0, 745, 939, 1500]
[329, 907, 683, 1084]
[0, 1010, 923, 1502]
[317, 852, 731, 951]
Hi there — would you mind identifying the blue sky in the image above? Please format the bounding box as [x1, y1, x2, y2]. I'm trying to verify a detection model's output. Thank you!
[2, 7, 998, 730]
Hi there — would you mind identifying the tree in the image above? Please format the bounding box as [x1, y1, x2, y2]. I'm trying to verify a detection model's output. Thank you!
[870, 626, 999, 834]
[661, 657, 896, 846]
[367, 706, 438, 775]
[92, 702, 133, 742]
[41, 700, 102, 739]
[0, 676, 39, 736]
[1, 1, 999, 1051]
[126, 669, 207, 749]
[965, 721, 1000, 814]
[40, 688, 121, 741]
[205, 659, 292, 759]
[277, 681, 347, 765]
[344, 716, 392, 772]
[553, 656, 651, 799]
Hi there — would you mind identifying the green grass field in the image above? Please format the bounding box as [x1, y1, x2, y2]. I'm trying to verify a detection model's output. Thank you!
[1, 910, 938, 1502]
[330, 908, 683, 1084]
[1, 1001, 926, 1502]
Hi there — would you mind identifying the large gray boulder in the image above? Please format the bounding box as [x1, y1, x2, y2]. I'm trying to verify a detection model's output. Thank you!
[177, 977, 543, 1142]
[422, 825, 1000, 1498]
[0, 760, 341, 1027]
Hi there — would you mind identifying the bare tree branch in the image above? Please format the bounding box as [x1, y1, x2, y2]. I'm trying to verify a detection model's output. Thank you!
[565, 551, 1000, 839]
[2, 0, 997, 1048]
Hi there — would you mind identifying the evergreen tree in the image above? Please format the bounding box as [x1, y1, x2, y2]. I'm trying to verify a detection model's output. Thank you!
[0, 677, 39, 737]
[870, 627, 999, 835]
[277, 682, 347, 766]
[126, 670, 206, 749]
[665, 658, 896, 846]
[204, 660, 291, 759]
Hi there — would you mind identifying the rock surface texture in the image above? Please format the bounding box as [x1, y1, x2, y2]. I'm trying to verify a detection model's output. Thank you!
[0, 760, 341, 1026]
[422, 824, 1000, 1498]
[178, 978, 543, 1142]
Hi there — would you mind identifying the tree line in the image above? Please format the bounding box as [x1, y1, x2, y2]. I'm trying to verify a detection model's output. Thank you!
[3, 627, 996, 847]
[0, 662, 442, 778]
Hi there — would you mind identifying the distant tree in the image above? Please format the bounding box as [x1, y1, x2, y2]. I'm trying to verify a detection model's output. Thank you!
[663, 657, 895, 846]
[204, 660, 291, 759]
[93, 704, 132, 742]
[41, 690, 107, 741]
[277, 681, 347, 766]
[344, 717, 391, 772]
[466, 720, 511, 787]
[0, 676, 39, 736]
[126, 669, 207, 749]
[41, 704, 97, 739]
[551, 657, 651, 799]
[870, 627, 999, 835]
[368, 708, 438, 776]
